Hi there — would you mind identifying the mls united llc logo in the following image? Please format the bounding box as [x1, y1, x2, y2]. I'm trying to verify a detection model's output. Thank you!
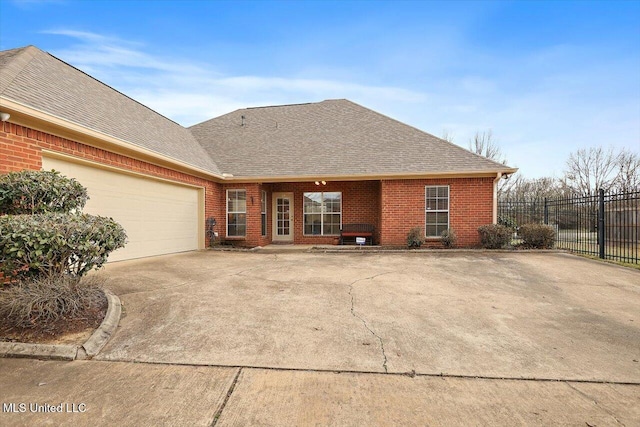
[3, 402, 87, 413]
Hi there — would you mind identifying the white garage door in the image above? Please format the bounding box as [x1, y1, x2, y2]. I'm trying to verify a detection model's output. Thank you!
[43, 155, 202, 262]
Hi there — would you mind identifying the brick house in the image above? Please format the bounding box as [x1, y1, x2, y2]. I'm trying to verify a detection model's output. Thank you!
[0, 46, 516, 261]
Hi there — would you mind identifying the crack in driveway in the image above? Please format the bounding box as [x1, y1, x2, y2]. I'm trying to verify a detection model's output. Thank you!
[348, 272, 392, 373]
[564, 382, 626, 426]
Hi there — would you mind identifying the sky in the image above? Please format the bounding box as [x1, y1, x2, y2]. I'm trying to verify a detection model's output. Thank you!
[0, 0, 638, 178]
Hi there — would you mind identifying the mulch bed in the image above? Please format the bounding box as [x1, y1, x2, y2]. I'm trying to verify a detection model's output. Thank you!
[0, 293, 107, 344]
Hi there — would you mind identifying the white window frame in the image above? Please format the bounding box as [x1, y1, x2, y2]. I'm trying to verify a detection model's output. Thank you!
[303, 192, 342, 236]
[261, 190, 267, 237]
[227, 189, 247, 237]
[425, 185, 449, 238]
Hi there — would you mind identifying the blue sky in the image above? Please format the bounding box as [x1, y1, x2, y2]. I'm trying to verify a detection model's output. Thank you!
[1, 0, 638, 178]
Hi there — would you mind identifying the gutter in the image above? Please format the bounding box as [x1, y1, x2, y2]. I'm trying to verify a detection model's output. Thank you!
[493, 172, 503, 224]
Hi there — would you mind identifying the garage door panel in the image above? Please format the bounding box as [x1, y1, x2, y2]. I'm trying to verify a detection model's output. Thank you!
[42, 156, 200, 262]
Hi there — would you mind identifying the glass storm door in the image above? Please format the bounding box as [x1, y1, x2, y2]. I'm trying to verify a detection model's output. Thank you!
[272, 192, 294, 242]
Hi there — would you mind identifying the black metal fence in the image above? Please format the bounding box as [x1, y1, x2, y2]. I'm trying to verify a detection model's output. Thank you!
[498, 190, 639, 264]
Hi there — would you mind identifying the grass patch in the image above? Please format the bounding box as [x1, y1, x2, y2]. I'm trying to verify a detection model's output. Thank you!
[0, 275, 107, 340]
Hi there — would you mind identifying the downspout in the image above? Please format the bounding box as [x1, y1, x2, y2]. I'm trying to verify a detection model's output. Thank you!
[493, 172, 502, 224]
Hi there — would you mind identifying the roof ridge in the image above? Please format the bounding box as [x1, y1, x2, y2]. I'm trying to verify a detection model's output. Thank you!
[1, 45, 185, 128]
[39, 48, 187, 128]
[245, 101, 317, 110]
[0, 45, 39, 95]
[189, 99, 342, 128]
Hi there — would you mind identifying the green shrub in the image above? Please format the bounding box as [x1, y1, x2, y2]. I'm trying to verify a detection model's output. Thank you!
[0, 169, 88, 215]
[477, 224, 512, 249]
[407, 227, 425, 248]
[498, 215, 517, 230]
[0, 275, 105, 330]
[518, 224, 556, 249]
[0, 213, 127, 280]
[440, 228, 458, 248]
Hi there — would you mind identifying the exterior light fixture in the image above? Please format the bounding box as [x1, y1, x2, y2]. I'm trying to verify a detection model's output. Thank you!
[321, 181, 326, 185]
[0, 112, 10, 122]
[315, 181, 320, 185]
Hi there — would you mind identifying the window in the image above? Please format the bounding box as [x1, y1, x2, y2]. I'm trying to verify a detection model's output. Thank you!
[227, 189, 246, 237]
[261, 190, 267, 236]
[425, 186, 449, 237]
[303, 192, 341, 235]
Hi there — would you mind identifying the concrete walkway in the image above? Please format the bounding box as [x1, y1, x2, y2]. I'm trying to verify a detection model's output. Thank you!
[1, 251, 639, 425]
[1, 359, 638, 426]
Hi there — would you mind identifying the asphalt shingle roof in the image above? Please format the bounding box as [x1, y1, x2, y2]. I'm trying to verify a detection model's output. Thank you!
[189, 99, 515, 178]
[1, 45, 515, 180]
[0, 46, 221, 175]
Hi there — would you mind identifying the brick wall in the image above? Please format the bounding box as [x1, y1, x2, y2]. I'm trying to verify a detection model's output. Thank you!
[380, 178, 495, 247]
[0, 122, 224, 246]
[1, 122, 496, 249]
[216, 181, 380, 246]
[269, 181, 381, 245]
[220, 183, 272, 247]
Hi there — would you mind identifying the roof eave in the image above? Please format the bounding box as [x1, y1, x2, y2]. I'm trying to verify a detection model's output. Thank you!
[222, 169, 519, 183]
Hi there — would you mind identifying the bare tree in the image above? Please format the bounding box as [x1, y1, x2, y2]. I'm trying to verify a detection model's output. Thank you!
[441, 130, 455, 143]
[614, 148, 640, 192]
[498, 172, 563, 201]
[562, 147, 621, 196]
[469, 130, 505, 164]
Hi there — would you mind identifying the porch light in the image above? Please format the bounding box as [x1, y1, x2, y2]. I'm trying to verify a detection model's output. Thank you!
[315, 181, 320, 185]
[321, 181, 326, 185]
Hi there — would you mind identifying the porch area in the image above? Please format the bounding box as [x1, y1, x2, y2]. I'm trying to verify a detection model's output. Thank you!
[221, 180, 382, 247]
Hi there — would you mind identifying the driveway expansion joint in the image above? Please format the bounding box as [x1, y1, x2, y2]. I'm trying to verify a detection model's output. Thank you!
[95, 358, 640, 386]
[210, 367, 242, 427]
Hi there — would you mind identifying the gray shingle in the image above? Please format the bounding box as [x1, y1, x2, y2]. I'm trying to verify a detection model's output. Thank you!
[0, 46, 221, 175]
[1, 46, 516, 180]
[189, 99, 516, 178]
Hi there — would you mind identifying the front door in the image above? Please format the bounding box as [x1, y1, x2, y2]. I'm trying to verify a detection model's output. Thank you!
[272, 192, 294, 242]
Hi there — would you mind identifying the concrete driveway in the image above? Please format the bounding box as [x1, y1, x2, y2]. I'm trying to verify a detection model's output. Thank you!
[95, 251, 640, 383]
[2, 250, 639, 426]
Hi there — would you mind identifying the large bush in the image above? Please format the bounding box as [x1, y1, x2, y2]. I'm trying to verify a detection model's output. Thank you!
[477, 224, 512, 249]
[518, 224, 556, 249]
[0, 170, 88, 215]
[0, 213, 126, 280]
[0, 170, 126, 283]
[0, 170, 125, 334]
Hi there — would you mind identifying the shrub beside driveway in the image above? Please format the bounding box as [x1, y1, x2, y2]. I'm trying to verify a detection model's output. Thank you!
[0, 170, 126, 342]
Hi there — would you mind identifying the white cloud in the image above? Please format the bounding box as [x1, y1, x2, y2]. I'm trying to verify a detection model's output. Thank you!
[44, 29, 426, 126]
[43, 29, 639, 178]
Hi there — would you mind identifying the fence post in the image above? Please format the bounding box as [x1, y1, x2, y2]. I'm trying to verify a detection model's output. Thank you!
[598, 189, 605, 259]
[544, 198, 548, 225]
